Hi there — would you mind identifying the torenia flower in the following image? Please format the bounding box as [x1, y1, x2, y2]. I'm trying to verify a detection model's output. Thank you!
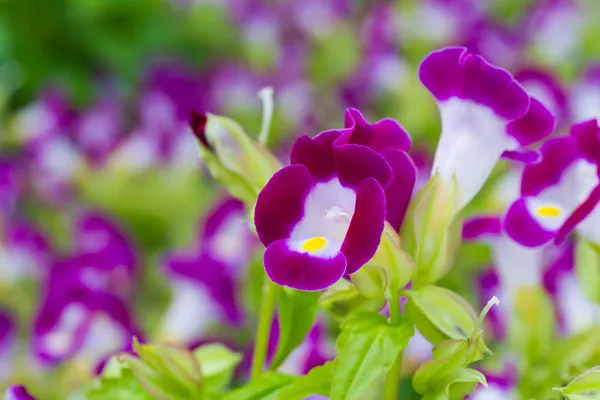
[255, 109, 415, 291]
[0, 311, 16, 381]
[0, 221, 52, 284]
[4, 386, 37, 400]
[504, 120, 600, 247]
[419, 46, 555, 210]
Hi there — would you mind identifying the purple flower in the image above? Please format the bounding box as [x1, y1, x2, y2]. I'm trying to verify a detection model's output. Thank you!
[33, 277, 136, 367]
[0, 220, 52, 283]
[570, 64, 600, 123]
[419, 46, 556, 210]
[0, 311, 16, 381]
[516, 68, 568, 127]
[4, 386, 37, 400]
[255, 109, 415, 291]
[73, 98, 123, 166]
[470, 368, 516, 400]
[0, 159, 22, 218]
[462, 19, 523, 71]
[503, 120, 600, 247]
[276, 319, 333, 375]
[16, 88, 73, 144]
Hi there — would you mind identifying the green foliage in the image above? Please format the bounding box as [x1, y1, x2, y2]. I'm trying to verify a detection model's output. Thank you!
[87, 365, 154, 400]
[405, 285, 478, 345]
[270, 289, 320, 370]
[554, 366, 600, 400]
[277, 362, 333, 400]
[576, 238, 600, 305]
[330, 311, 414, 400]
[193, 343, 243, 394]
[401, 175, 461, 286]
[319, 279, 387, 322]
[223, 373, 294, 400]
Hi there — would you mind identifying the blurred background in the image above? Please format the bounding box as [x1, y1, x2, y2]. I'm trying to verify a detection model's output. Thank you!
[2, 0, 600, 399]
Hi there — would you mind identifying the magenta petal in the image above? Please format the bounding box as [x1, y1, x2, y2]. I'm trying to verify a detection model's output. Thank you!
[189, 111, 211, 150]
[501, 149, 541, 164]
[419, 47, 465, 101]
[571, 119, 600, 165]
[503, 198, 554, 247]
[342, 108, 411, 152]
[255, 165, 313, 247]
[342, 178, 386, 274]
[334, 144, 392, 190]
[556, 183, 600, 244]
[521, 136, 579, 196]
[290, 131, 340, 182]
[506, 98, 556, 146]
[5, 386, 37, 400]
[380, 148, 416, 231]
[420, 46, 530, 120]
[462, 216, 502, 240]
[264, 240, 347, 291]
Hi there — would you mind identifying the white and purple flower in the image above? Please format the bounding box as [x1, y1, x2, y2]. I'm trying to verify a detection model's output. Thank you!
[0, 310, 16, 382]
[504, 120, 600, 247]
[254, 109, 415, 291]
[4, 386, 37, 400]
[419, 46, 556, 210]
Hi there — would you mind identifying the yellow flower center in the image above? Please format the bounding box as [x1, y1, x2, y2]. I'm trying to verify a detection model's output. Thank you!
[301, 237, 328, 253]
[536, 205, 561, 217]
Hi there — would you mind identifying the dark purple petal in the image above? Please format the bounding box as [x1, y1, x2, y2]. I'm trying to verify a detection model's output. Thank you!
[202, 197, 245, 242]
[419, 46, 530, 120]
[521, 136, 579, 196]
[342, 178, 386, 274]
[570, 119, 600, 165]
[501, 149, 541, 164]
[0, 310, 14, 346]
[334, 144, 392, 190]
[264, 240, 347, 291]
[515, 68, 568, 121]
[556, 183, 600, 244]
[506, 98, 556, 146]
[503, 198, 555, 247]
[341, 108, 411, 152]
[189, 111, 211, 151]
[4, 386, 37, 400]
[255, 165, 314, 247]
[380, 148, 416, 231]
[462, 216, 502, 240]
[290, 131, 340, 182]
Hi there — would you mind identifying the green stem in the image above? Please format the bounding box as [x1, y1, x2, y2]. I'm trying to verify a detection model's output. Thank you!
[251, 277, 279, 380]
[384, 292, 403, 400]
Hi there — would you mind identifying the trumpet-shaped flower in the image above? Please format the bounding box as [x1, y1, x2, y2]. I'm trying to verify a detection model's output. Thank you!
[419, 46, 555, 210]
[255, 109, 415, 291]
[504, 120, 600, 247]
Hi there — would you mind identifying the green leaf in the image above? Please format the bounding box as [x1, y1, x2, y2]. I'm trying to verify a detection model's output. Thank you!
[193, 343, 243, 392]
[270, 289, 320, 370]
[509, 287, 555, 365]
[575, 238, 600, 305]
[330, 312, 413, 400]
[412, 340, 471, 394]
[405, 285, 478, 345]
[319, 279, 386, 321]
[277, 362, 332, 400]
[223, 372, 294, 400]
[87, 364, 154, 400]
[551, 326, 600, 379]
[554, 366, 600, 400]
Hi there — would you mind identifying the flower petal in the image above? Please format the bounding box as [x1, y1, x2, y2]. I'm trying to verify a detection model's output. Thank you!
[462, 216, 502, 240]
[255, 164, 314, 247]
[521, 136, 579, 196]
[342, 178, 386, 274]
[556, 183, 600, 244]
[419, 46, 530, 119]
[290, 131, 340, 182]
[342, 108, 411, 152]
[571, 119, 600, 165]
[506, 98, 556, 146]
[334, 144, 392, 190]
[503, 198, 555, 247]
[380, 148, 416, 231]
[501, 149, 540, 164]
[4, 386, 37, 400]
[264, 239, 347, 291]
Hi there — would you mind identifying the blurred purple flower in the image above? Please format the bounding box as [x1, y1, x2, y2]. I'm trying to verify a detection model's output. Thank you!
[0, 220, 52, 283]
[4, 386, 37, 400]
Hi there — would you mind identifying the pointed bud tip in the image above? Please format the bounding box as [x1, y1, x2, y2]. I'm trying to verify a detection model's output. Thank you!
[189, 111, 212, 150]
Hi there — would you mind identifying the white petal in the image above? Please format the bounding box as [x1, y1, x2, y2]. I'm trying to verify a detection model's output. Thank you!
[556, 274, 600, 335]
[432, 99, 517, 210]
[291, 178, 356, 243]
